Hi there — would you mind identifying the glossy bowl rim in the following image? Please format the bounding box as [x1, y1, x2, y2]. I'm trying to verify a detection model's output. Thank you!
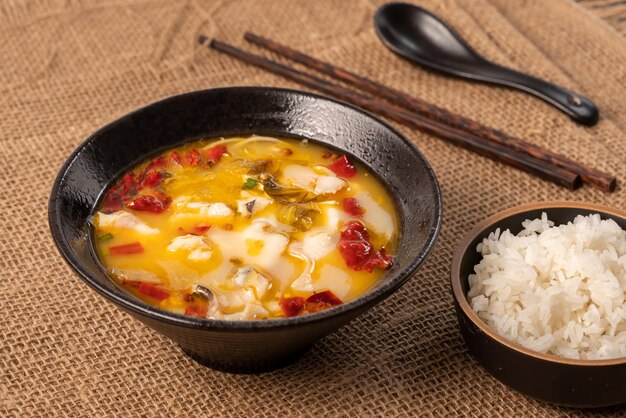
[49, 86, 443, 331]
[451, 200, 626, 367]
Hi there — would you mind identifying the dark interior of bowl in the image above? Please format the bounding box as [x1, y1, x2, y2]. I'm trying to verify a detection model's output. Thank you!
[49, 87, 442, 372]
[456, 204, 626, 408]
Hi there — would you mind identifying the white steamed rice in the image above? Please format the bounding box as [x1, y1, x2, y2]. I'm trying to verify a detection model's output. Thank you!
[468, 212, 626, 360]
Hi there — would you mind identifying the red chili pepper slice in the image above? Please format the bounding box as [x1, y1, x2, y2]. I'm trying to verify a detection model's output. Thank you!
[127, 194, 171, 213]
[121, 279, 142, 287]
[122, 173, 135, 189]
[141, 171, 163, 189]
[184, 305, 208, 318]
[102, 188, 123, 212]
[328, 155, 357, 178]
[171, 151, 182, 165]
[194, 224, 212, 233]
[146, 156, 166, 171]
[303, 291, 343, 314]
[338, 241, 373, 270]
[280, 297, 305, 317]
[137, 282, 170, 300]
[121, 173, 138, 199]
[340, 221, 370, 241]
[342, 197, 365, 216]
[109, 241, 144, 255]
[338, 221, 393, 272]
[184, 149, 201, 167]
[206, 145, 227, 163]
[306, 290, 343, 306]
[362, 247, 393, 271]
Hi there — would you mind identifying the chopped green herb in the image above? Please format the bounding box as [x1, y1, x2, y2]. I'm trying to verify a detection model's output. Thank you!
[243, 178, 258, 189]
[98, 232, 114, 242]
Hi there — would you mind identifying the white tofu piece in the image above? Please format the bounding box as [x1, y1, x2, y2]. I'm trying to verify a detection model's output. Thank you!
[252, 215, 294, 233]
[282, 164, 318, 191]
[236, 197, 273, 217]
[167, 234, 208, 251]
[216, 292, 246, 311]
[354, 191, 394, 240]
[167, 234, 212, 261]
[206, 221, 294, 287]
[283, 164, 348, 197]
[232, 267, 250, 287]
[211, 302, 270, 320]
[283, 164, 347, 196]
[300, 229, 339, 260]
[314, 264, 352, 299]
[213, 287, 264, 313]
[186, 201, 209, 209]
[171, 202, 234, 225]
[240, 302, 270, 320]
[314, 175, 346, 195]
[324, 206, 349, 230]
[244, 222, 290, 261]
[206, 203, 233, 217]
[230, 266, 271, 299]
[172, 196, 191, 207]
[290, 273, 314, 292]
[156, 260, 199, 290]
[96, 211, 159, 235]
[207, 267, 272, 320]
[266, 300, 282, 315]
[288, 241, 316, 292]
[186, 202, 234, 218]
[188, 249, 210, 261]
[249, 274, 270, 299]
[109, 268, 161, 284]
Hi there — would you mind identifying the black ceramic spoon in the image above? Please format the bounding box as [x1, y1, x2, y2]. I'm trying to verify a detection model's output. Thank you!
[374, 3, 599, 126]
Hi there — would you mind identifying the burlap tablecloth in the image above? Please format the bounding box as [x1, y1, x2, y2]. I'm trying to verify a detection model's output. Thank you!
[1, 0, 625, 416]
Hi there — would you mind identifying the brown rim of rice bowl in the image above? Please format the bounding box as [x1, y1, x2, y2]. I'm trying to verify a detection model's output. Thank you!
[451, 200, 626, 367]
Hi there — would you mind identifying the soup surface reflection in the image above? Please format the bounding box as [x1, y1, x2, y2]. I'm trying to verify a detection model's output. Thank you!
[94, 136, 399, 320]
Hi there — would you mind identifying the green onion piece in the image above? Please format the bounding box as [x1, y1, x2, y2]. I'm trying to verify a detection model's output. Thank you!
[97, 232, 114, 242]
[243, 178, 258, 189]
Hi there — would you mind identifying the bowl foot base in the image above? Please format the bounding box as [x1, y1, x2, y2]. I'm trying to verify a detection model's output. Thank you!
[180, 346, 312, 374]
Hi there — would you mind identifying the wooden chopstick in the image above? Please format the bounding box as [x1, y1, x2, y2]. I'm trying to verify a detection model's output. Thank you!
[244, 32, 615, 193]
[207, 38, 580, 190]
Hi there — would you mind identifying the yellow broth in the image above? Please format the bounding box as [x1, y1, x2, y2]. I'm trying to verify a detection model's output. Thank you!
[93, 136, 399, 320]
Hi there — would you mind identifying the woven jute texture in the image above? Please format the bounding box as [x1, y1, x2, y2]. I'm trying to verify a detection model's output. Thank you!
[577, 0, 626, 35]
[1, 0, 625, 416]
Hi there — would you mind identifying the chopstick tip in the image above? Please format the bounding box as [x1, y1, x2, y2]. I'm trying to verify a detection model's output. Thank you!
[198, 35, 223, 50]
[197, 34, 208, 45]
[208, 38, 225, 50]
[607, 177, 617, 193]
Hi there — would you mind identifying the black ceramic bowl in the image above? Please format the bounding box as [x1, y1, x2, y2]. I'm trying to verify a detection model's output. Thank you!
[49, 87, 442, 373]
[451, 201, 626, 407]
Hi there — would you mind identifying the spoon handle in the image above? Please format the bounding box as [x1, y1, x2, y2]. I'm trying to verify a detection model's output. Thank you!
[477, 63, 599, 126]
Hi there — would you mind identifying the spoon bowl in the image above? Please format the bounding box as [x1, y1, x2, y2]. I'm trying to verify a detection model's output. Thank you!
[374, 3, 599, 126]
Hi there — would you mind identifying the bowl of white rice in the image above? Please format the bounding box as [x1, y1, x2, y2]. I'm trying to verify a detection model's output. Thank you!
[451, 201, 626, 408]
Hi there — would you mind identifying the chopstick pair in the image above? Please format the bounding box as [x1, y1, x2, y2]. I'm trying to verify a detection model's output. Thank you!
[202, 33, 616, 192]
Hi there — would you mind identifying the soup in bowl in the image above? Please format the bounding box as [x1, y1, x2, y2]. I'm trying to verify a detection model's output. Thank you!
[93, 136, 399, 321]
[49, 87, 442, 372]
